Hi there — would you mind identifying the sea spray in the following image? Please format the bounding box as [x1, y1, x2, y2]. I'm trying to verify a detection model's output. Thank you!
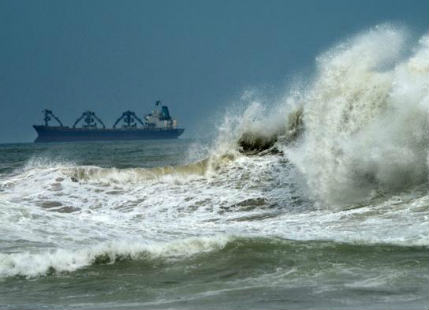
[286, 26, 429, 206]
[216, 25, 428, 206]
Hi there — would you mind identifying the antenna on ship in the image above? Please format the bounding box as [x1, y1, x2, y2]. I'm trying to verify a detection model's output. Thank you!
[42, 109, 63, 127]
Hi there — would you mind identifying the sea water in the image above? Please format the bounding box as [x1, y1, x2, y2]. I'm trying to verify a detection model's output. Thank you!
[0, 25, 428, 309]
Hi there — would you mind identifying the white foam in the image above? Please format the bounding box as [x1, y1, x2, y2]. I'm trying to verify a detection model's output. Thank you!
[0, 152, 427, 278]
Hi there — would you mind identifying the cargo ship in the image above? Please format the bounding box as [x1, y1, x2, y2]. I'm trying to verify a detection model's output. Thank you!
[33, 101, 184, 143]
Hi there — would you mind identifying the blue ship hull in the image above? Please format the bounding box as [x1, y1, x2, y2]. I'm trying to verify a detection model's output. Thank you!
[33, 125, 184, 143]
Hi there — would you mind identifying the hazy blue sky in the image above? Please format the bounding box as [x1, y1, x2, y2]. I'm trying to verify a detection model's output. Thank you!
[0, 0, 428, 142]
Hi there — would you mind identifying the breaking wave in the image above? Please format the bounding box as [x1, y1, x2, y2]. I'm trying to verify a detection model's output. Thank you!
[290, 25, 428, 205]
[1, 157, 210, 187]
[0, 235, 232, 278]
[215, 25, 428, 206]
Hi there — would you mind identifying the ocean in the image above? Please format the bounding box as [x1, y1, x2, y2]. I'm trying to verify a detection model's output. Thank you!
[0, 25, 428, 309]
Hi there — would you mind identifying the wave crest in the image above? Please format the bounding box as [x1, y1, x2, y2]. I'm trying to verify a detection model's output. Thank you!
[0, 235, 231, 278]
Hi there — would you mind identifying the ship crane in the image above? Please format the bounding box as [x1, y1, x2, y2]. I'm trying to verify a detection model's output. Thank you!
[73, 111, 106, 129]
[113, 111, 145, 128]
[42, 109, 63, 127]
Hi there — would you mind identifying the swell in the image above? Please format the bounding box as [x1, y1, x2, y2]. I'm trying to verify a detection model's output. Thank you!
[0, 236, 232, 278]
[1, 236, 427, 279]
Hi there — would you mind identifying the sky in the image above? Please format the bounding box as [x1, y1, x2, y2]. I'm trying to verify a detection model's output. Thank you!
[0, 0, 428, 143]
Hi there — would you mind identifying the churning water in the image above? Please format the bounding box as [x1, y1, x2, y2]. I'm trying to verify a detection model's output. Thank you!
[0, 25, 428, 309]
